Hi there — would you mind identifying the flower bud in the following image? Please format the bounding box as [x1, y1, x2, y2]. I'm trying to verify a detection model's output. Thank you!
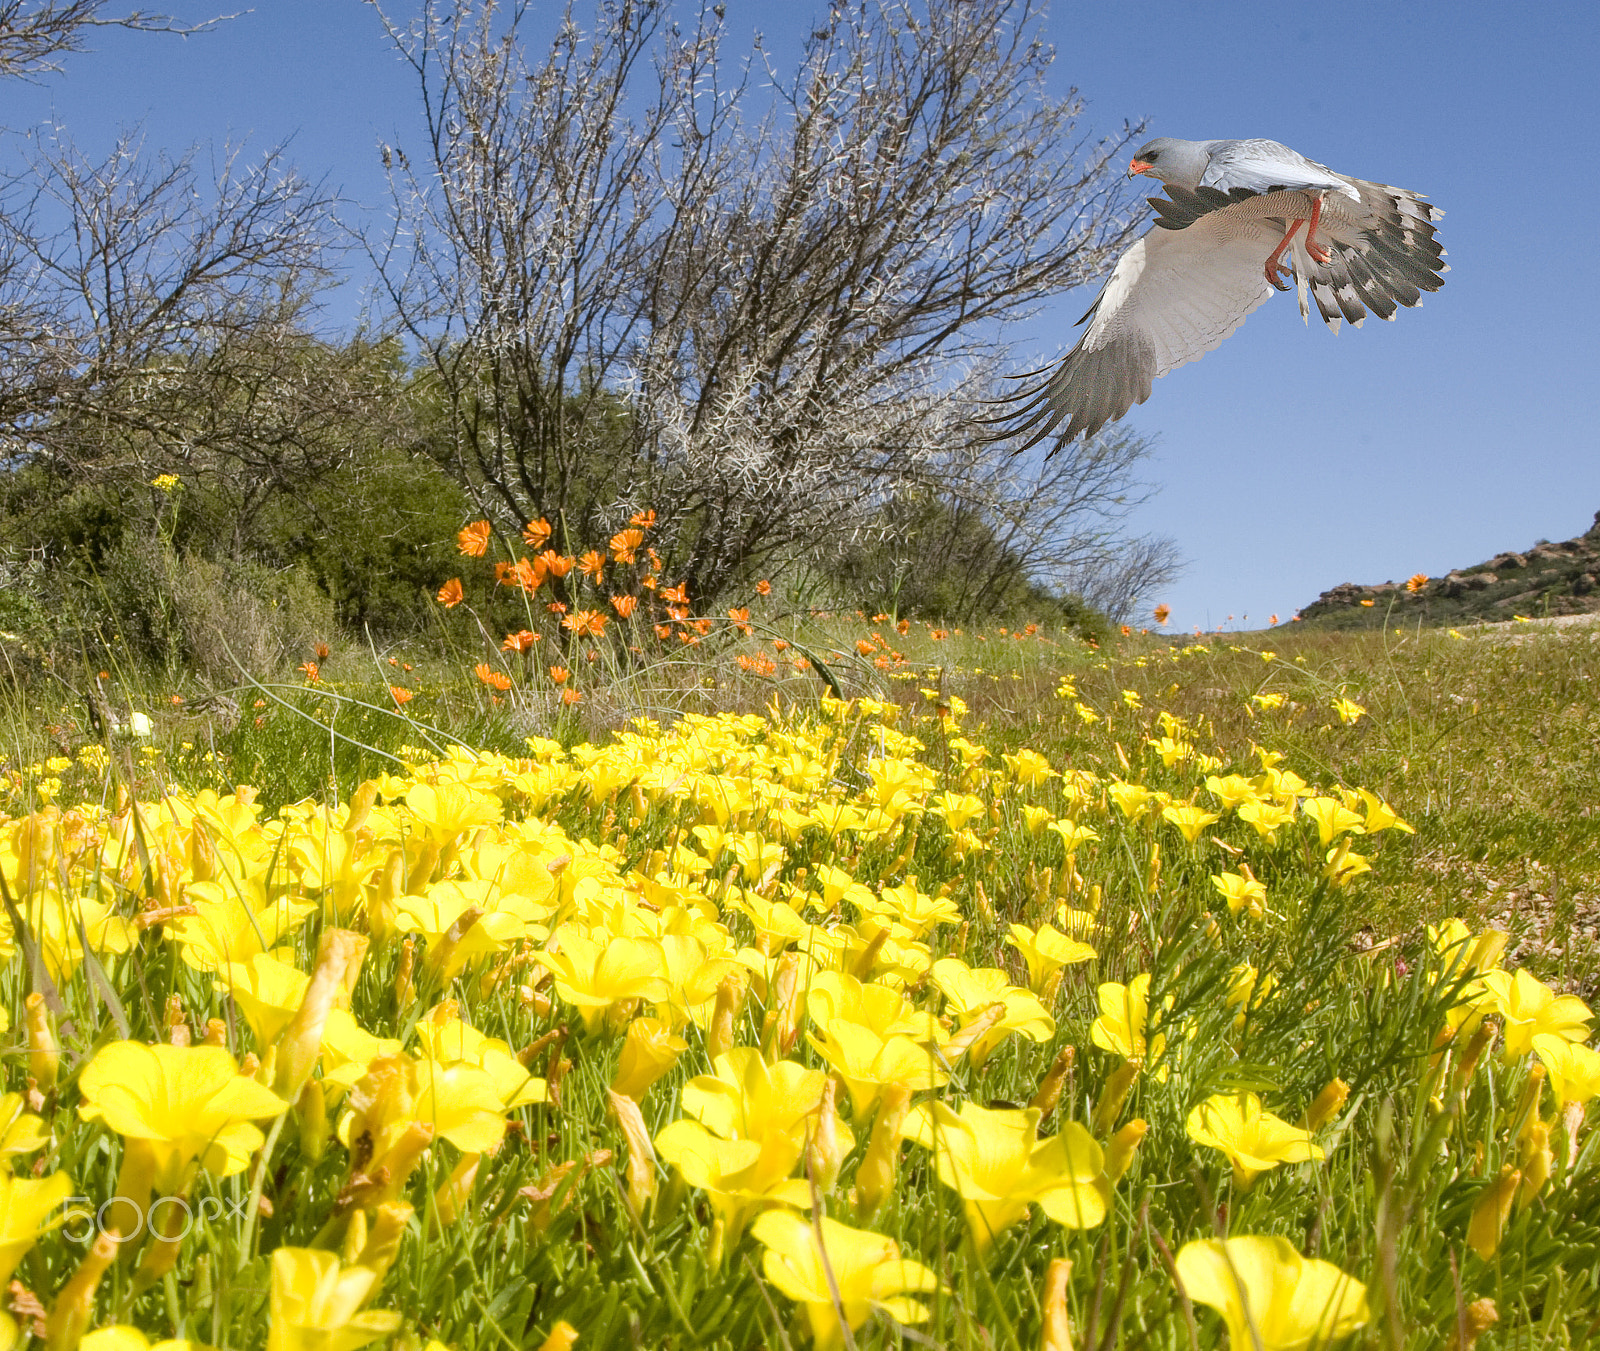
[608, 1089, 657, 1221]
[1104, 1119, 1148, 1185]
[1518, 1122, 1552, 1206]
[1093, 1060, 1140, 1135]
[25, 994, 58, 1092]
[297, 1078, 330, 1163]
[274, 928, 366, 1101]
[345, 780, 379, 835]
[432, 1154, 481, 1231]
[1453, 1020, 1497, 1089]
[1510, 1065, 1545, 1144]
[1041, 1257, 1075, 1351]
[535, 1324, 580, 1351]
[856, 1085, 912, 1220]
[807, 1077, 848, 1195]
[705, 972, 744, 1064]
[45, 1230, 118, 1351]
[611, 1017, 686, 1102]
[761, 951, 803, 1061]
[1304, 1078, 1350, 1133]
[1029, 1046, 1076, 1117]
[1561, 1098, 1585, 1173]
[352, 1201, 413, 1281]
[394, 936, 417, 1009]
[1443, 1298, 1498, 1351]
[1467, 1165, 1520, 1260]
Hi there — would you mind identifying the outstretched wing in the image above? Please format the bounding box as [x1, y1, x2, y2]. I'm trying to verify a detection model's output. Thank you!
[997, 206, 1279, 452]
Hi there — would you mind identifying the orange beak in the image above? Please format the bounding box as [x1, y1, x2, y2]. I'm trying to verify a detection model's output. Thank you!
[1127, 158, 1153, 179]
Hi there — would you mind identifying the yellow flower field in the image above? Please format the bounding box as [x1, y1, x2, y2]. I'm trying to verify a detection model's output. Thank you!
[2, 662, 1597, 1350]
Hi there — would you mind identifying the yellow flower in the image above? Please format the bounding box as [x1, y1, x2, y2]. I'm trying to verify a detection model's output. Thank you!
[1330, 697, 1366, 725]
[904, 1101, 1105, 1250]
[1532, 1033, 1600, 1107]
[1161, 803, 1219, 844]
[267, 1248, 402, 1351]
[168, 887, 313, 975]
[1, 1170, 73, 1285]
[0, 1093, 50, 1171]
[804, 969, 943, 1045]
[1354, 788, 1413, 834]
[1005, 922, 1097, 994]
[1090, 974, 1165, 1072]
[532, 933, 672, 1034]
[1206, 774, 1260, 810]
[930, 957, 1055, 1066]
[1147, 735, 1192, 767]
[1002, 748, 1056, 787]
[1430, 918, 1508, 977]
[412, 1005, 548, 1110]
[1301, 796, 1365, 847]
[220, 952, 311, 1050]
[337, 1054, 512, 1164]
[79, 1330, 215, 1351]
[654, 1048, 855, 1237]
[1211, 871, 1267, 919]
[807, 1019, 948, 1117]
[1477, 969, 1592, 1058]
[1174, 1235, 1368, 1350]
[751, 1211, 941, 1351]
[1184, 1092, 1325, 1188]
[78, 1043, 286, 1197]
[1107, 780, 1153, 819]
[1046, 819, 1100, 856]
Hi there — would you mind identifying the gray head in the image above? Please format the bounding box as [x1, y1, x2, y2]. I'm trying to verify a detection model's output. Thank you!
[1128, 137, 1212, 189]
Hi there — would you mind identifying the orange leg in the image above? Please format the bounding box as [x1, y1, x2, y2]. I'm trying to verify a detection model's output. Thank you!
[1263, 219, 1304, 290]
[1304, 194, 1331, 265]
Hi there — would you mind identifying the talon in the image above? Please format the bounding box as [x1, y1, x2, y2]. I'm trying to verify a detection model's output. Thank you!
[1262, 218, 1305, 292]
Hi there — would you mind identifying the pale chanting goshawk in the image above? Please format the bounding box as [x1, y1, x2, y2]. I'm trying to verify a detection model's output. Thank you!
[999, 137, 1447, 453]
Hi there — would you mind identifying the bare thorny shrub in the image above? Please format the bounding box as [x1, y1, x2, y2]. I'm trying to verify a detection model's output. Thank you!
[372, 0, 1176, 612]
[0, 0, 221, 80]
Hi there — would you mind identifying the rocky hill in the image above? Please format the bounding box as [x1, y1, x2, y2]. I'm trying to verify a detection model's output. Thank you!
[1299, 511, 1600, 628]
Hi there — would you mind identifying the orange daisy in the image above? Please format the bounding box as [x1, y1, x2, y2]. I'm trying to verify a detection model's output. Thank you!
[457, 521, 492, 557]
[473, 662, 512, 691]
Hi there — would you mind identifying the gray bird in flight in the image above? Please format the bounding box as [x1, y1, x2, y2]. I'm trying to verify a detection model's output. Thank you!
[999, 137, 1446, 452]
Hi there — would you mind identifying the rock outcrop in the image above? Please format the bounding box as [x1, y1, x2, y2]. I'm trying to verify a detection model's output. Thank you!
[1299, 512, 1600, 628]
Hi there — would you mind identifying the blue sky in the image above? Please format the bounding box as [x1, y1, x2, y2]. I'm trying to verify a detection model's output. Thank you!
[10, 1, 1597, 631]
